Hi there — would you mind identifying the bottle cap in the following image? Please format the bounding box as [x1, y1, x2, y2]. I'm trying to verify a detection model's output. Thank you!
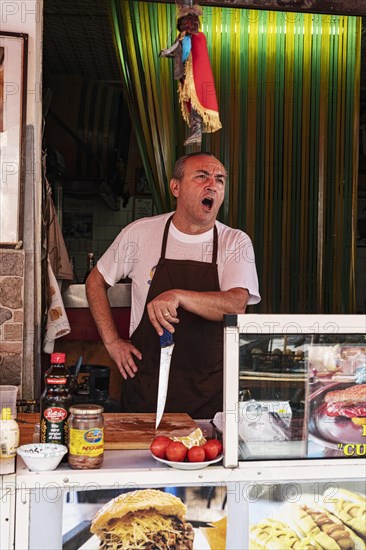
[69, 404, 104, 415]
[1, 407, 13, 420]
[51, 352, 66, 363]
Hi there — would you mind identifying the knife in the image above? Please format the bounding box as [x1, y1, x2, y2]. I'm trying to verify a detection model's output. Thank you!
[155, 329, 175, 429]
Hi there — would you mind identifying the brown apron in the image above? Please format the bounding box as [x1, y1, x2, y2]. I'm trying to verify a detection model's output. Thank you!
[122, 215, 223, 419]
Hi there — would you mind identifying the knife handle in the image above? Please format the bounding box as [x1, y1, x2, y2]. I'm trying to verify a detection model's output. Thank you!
[160, 328, 174, 347]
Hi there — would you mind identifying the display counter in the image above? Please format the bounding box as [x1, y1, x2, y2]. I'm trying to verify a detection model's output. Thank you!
[2, 314, 366, 549]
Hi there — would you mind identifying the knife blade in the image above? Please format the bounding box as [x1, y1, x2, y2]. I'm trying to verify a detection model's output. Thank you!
[155, 329, 175, 429]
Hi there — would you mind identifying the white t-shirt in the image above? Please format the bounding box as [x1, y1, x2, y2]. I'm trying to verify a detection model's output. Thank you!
[97, 212, 261, 336]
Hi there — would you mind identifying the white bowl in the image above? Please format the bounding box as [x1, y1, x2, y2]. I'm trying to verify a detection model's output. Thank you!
[17, 443, 67, 471]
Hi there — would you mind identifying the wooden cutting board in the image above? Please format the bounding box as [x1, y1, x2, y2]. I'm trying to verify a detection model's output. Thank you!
[17, 412, 199, 450]
[103, 413, 199, 449]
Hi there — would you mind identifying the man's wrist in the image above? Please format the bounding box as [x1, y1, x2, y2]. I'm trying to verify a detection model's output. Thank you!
[105, 336, 122, 346]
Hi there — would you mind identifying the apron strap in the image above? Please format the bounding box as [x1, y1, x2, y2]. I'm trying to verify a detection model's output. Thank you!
[212, 224, 218, 264]
[160, 215, 175, 260]
[160, 215, 219, 265]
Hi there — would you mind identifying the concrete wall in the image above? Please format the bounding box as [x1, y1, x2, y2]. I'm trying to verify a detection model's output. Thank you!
[0, 1, 43, 397]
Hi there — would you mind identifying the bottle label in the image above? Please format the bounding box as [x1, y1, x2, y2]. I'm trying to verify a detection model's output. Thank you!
[0, 424, 19, 458]
[41, 407, 69, 444]
[69, 428, 104, 457]
[44, 407, 68, 422]
[46, 378, 67, 385]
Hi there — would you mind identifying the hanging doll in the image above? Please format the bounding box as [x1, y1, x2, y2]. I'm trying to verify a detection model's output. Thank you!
[159, 4, 221, 147]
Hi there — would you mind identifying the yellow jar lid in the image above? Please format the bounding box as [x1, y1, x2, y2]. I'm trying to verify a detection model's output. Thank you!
[69, 404, 104, 415]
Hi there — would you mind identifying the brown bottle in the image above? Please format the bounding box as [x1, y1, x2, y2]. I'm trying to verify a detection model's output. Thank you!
[82, 252, 94, 283]
[40, 353, 72, 453]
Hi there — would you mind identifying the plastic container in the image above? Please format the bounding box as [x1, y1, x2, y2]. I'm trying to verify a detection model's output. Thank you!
[0, 385, 18, 420]
[68, 404, 104, 469]
[0, 407, 20, 458]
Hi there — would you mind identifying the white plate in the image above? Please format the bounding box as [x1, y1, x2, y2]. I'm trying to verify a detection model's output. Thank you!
[151, 454, 223, 470]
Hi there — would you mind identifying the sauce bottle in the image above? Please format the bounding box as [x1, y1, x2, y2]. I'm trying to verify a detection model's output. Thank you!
[40, 352, 72, 453]
[0, 407, 19, 458]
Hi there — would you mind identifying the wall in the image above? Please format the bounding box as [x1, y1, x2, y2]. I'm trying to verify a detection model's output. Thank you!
[63, 194, 134, 282]
[0, 252, 24, 384]
[0, 1, 43, 397]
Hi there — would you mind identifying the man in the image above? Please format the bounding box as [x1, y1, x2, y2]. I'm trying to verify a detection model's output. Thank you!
[86, 153, 260, 418]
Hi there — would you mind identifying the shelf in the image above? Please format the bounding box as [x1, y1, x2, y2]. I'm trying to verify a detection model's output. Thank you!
[13, 450, 366, 489]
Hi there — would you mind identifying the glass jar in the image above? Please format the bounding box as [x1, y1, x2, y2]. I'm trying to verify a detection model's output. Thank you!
[68, 404, 104, 469]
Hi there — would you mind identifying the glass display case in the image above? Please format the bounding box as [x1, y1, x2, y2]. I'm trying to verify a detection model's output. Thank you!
[222, 315, 366, 465]
[7, 465, 366, 549]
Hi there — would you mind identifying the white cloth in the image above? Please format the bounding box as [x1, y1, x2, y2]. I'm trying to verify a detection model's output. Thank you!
[43, 258, 71, 354]
[97, 212, 261, 336]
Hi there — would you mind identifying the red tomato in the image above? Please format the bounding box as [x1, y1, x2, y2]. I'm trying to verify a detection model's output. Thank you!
[203, 439, 223, 460]
[150, 436, 172, 459]
[187, 446, 206, 462]
[166, 441, 187, 462]
[202, 440, 219, 460]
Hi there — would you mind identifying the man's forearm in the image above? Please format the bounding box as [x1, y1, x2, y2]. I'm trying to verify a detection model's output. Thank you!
[85, 268, 120, 345]
[178, 287, 249, 321]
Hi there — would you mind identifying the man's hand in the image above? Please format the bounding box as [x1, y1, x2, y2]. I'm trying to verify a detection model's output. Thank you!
[147, 290, 181, 336]
[105, 338, 142, 380]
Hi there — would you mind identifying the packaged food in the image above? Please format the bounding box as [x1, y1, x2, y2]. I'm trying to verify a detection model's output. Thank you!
[68, 404, 104, 469]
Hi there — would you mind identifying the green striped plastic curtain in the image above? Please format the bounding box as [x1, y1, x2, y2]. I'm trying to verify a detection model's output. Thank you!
[109, 2, 361, 314]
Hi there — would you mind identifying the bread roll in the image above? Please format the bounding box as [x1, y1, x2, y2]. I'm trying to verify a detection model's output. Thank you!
[324, 385, 366, 405]
[91, 489, 186, 533]
[322, 489, 366, 540]
[285, 503, 365, 550]
[249, 518, 317, 549]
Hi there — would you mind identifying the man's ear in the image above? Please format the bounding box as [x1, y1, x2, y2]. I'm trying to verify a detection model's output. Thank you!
[170, 178, 180, 198]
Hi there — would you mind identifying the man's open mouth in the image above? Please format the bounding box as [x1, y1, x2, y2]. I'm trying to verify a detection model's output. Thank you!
[202, 197, 214, 210]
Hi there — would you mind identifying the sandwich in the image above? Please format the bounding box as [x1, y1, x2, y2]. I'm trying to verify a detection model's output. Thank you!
[90, 488, 194, 549]
[322, 488, 366, 540]
[284, 503, 365, 550]
[324, 384, 366, 426]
